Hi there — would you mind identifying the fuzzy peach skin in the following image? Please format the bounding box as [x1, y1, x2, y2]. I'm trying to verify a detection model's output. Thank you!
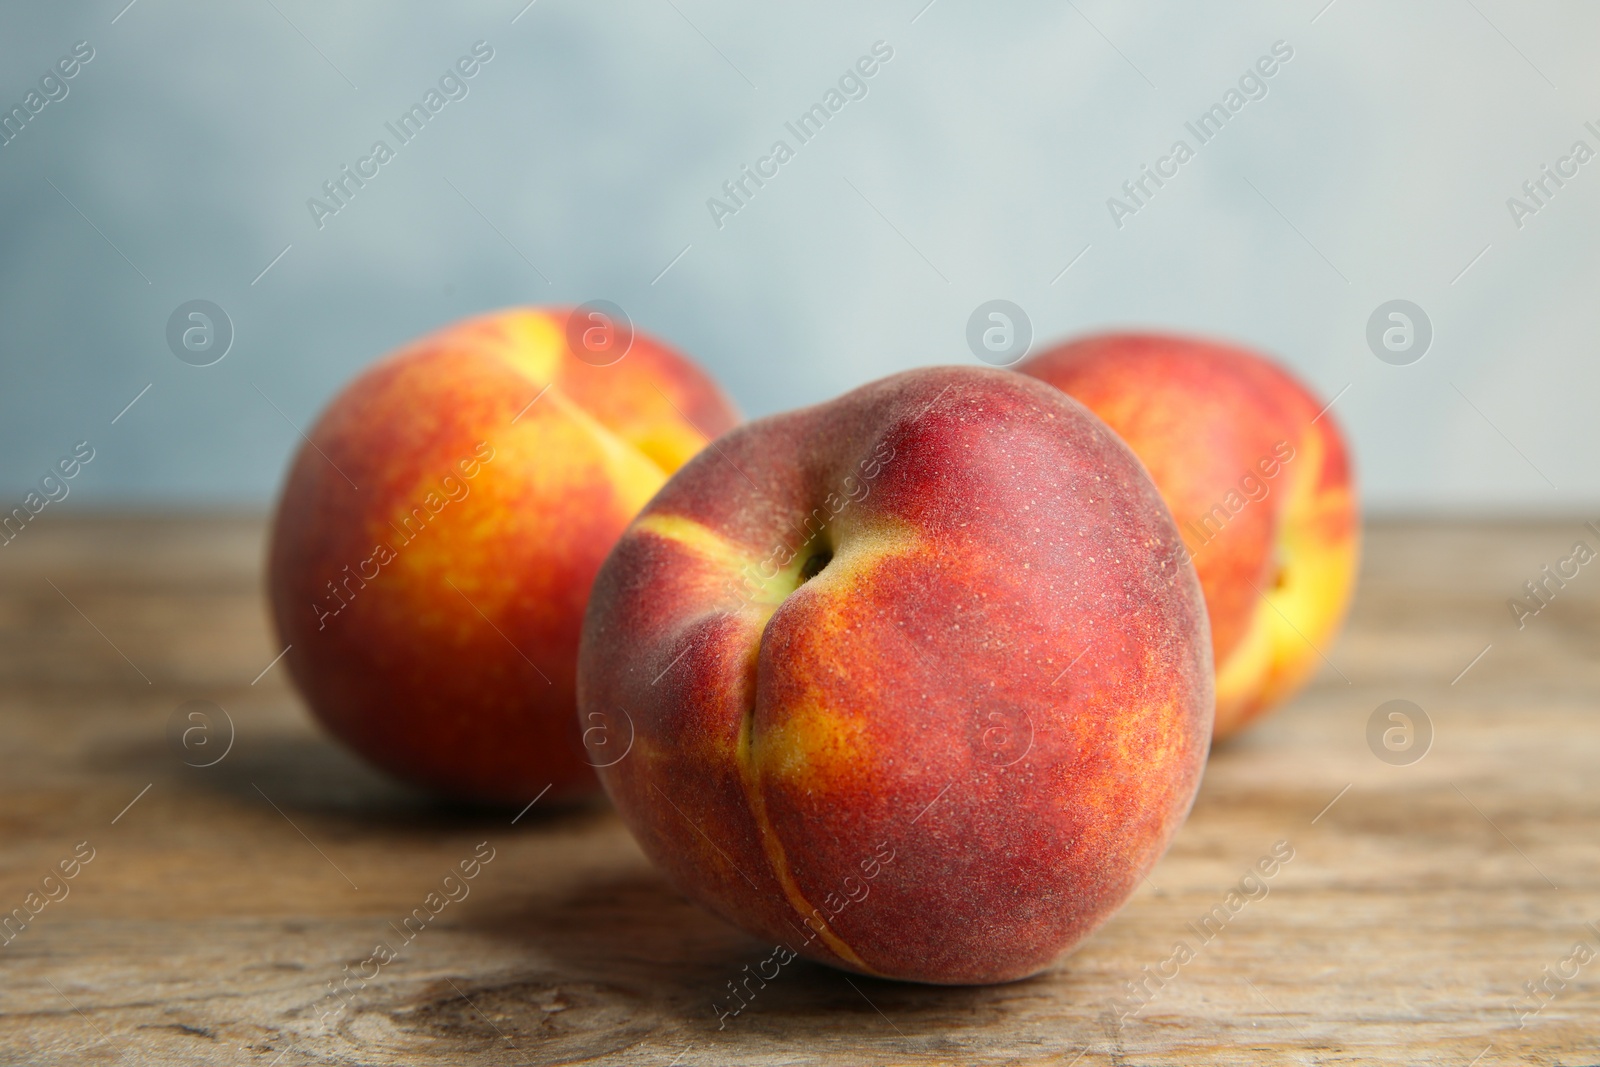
[577, 366, 1212, 985]
[1019, 333, 1358, 740]
[267, 307, 738, 804]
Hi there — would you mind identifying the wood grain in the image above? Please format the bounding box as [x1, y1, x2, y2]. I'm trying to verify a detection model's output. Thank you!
[0, 515, 1596, 1065]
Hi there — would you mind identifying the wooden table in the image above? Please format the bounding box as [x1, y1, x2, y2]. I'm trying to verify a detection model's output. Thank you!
[1, 516, 1596, 1065]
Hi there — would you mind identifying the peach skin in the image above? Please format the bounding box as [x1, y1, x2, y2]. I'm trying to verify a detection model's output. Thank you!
[267, 307, 739, 805]
[1019, 332, 1358, 739]
[577, 366, 1212, 984]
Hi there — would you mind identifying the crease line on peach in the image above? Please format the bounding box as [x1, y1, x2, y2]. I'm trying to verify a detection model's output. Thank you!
[736, 739, 875, 971]
[650, 782, 763, 893]
[1242, 576, 1350, 684]
[445, 578, 553, 685]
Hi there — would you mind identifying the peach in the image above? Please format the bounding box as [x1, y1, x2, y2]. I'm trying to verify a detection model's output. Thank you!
[1019, 332, 1358, 739]
[267, 307, 738, 804]
[577, 366, 1211, 984]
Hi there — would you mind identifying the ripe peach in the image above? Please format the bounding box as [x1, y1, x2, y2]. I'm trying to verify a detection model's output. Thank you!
[267, 307, 738, 804]
[1019, 332, 1358, 739]
[578, 366, 1211, 984]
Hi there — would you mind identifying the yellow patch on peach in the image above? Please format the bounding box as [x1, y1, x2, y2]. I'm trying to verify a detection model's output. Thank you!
[1213, 606, 1277, 722]
[630, 512, 798, 610]
[1097, 672, 1188, 782]
[383, 399, 665, 624]
[814, 521, 918, 577]
[750, 699, 873, 788]
[632, 512, 749, 567]
[629, 421, 719, 474]
[484, 309, 566, 385]
[1126, 697, 1186, 773]
[1253, 507, 1357, 708]
[1214, 428, 1359, 732]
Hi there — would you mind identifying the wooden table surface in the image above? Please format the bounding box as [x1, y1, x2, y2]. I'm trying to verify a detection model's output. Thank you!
[1, 516, 1596, 1066]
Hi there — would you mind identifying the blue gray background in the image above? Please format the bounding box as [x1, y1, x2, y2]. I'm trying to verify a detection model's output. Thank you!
[1, 0, 1595, 511]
